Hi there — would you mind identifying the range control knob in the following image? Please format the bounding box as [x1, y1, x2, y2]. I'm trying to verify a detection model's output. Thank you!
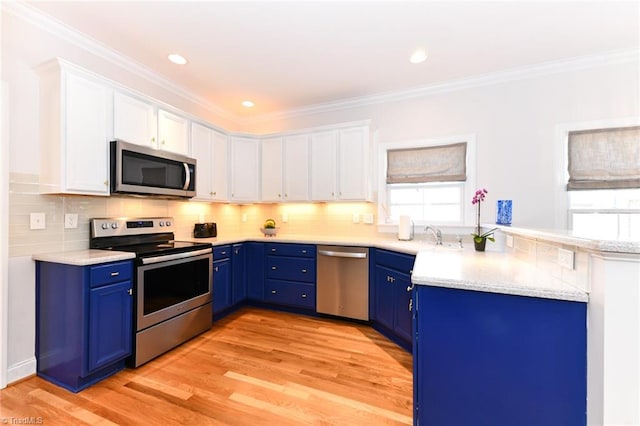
[101, 223, 109, 230]
[111, 223, 118, 229]
[165, 221, 171, 227]
[159, 221, 165, 227]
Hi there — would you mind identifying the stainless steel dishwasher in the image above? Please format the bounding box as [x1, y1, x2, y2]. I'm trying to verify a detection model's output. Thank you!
[316, 245, 369, 321]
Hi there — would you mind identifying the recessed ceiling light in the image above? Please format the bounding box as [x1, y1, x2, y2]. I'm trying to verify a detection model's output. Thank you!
[409, 48, 428, 64]
[168, 54, 187, 65]
[241, 100, 255, 108]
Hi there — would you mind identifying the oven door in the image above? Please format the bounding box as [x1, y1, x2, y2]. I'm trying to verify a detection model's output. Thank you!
[136, 249, 212, 331]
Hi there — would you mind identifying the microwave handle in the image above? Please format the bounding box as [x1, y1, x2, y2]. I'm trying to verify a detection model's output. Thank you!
[182, 163, 191, 191]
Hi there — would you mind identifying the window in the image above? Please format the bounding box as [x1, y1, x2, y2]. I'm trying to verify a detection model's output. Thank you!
[566, 126, 640, 239]
[380, 138, 474, 226]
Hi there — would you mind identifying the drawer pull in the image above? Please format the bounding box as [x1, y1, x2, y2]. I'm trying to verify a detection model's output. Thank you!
[407, 283, 415, 292]
[301, 250, 307, 254]
[271, 266, 277, 270]
[271, 248, 276, 252]
[301, 294, 307, 298]
[221, 251, 227, 255]
[110, 272, 120, 277]
[214, 266, 219, 272]
[387, 276, 395, 283]
[271, 290, 277, 294]
[301, 269, 307, 273]
[128, 288, 133, 296]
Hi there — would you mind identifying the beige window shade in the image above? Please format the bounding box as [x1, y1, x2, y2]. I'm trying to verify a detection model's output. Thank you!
[568, 126, 640, 190]
[387, 142, 467, 184]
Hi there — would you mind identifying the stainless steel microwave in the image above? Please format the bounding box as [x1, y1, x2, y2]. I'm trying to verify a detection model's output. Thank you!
[110, 139, 196, 198]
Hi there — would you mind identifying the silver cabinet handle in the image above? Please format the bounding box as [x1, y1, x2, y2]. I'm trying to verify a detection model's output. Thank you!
[128, 288, 133, 296]
[409, 299, 413, 312]
[301, 269, 307, 273]
[407, 283, 415, 292]
[221, 251, 227, 255]
[214, 266, 219, 272]
[387, 276, 395, 283]
[271, 290, 277, 294]
[301, 250, 307, 254]
[301, 294, 307, 298]
[271, 266, 277, 270]
[110, 271, 120, 277]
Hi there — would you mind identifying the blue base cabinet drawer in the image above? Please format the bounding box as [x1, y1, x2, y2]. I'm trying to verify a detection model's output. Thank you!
[266, 256, 315, 283]
[265, 243, 315, 258]
[264, 279, 315, 309]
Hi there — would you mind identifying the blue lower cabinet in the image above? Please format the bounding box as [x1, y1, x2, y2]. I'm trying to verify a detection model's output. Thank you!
[413, 285, 587, 426]
[36, 260, 133, 392]
[264, 279, 315, 309]
[264, 243, 316, 311]
[246, 242, 265, 301]
[232, 243, 247, 304]
[213, 257, 231, 314]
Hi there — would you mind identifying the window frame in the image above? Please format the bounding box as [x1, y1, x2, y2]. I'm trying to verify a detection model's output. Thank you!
[554, 117, 640, 229]
[377, 134, 477, 228]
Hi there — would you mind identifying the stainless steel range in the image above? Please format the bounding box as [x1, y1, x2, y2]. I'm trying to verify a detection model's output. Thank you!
[90, 217, 213, 367]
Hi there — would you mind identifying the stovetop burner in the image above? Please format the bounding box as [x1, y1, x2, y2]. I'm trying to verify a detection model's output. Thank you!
[89, 217, 212, 257]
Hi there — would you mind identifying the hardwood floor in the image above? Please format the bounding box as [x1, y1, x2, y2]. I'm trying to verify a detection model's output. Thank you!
[0, 308, 413, 425]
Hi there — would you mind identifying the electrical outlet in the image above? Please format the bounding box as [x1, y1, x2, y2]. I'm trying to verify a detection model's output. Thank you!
[506, 235, 514, 248]
[65, 213, 79, 229]
[352, 213, 360, 223]
[241, 213, 248, 223]
[363, 213, 374, 224]
[558, 248, 575, 270]
[282, 213, 289, 223]
[30, 212, 46, 230]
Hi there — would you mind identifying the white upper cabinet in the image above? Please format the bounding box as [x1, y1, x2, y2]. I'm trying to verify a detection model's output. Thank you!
[310, 125, 370, 201]
[157, 109, 189, 155]
[283, 134, 310, 201]
[191, 122, 229, 202]
[310, 130, 338, 201]
[261, 136, 284, 201]
[113, 92, 156, 148]
[37, 59, 111, 196]
[230, 136, 260, 202]
[113, 92, 190, 156]
[337, 126, 370, 200]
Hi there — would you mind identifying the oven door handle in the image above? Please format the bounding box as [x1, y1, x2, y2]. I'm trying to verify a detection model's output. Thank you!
[141, 248, 212, 265]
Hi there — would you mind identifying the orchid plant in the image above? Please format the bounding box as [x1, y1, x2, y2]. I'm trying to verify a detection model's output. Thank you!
[471, 188, 497, 243]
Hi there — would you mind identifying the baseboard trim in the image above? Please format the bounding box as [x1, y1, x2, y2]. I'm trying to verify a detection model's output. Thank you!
[7, 357, 36, 385]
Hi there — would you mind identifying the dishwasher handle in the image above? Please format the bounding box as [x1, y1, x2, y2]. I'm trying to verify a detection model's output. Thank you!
[318, 249, 367, 259]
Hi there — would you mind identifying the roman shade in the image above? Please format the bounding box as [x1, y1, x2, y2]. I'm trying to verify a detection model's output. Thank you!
[386, 142, 467, 184]
[567, 126, 640, 190]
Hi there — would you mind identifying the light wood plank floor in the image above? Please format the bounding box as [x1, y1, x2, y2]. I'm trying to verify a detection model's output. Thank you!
[1, 308, 413, 425]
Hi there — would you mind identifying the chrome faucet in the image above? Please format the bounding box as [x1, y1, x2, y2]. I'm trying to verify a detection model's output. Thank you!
[425, 225, 443, 245]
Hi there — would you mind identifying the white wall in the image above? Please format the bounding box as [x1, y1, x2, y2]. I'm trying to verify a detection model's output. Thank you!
[247, 60, 639, 229]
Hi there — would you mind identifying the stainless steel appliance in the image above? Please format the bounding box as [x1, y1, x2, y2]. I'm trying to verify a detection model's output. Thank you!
[110, 139, 197, 198]
[316, 246, 369, 321]
[90, 217, 212, 367]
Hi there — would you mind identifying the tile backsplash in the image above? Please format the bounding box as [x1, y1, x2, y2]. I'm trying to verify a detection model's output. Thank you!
[9, 173, 378, 257]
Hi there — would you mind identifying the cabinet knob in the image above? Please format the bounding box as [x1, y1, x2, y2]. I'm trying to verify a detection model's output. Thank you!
[221, 251, 227, 255]
[110, 272, 120, 277]
[278, 194, 281, 198]
[301, 250, 307, 254]
[151, 137, 156, 143]
[271, 248, 276, 252]
[128, 288, 133, 296]
[271, 290, 277, 294]
[161, 139, 166, 145]
[235, 249, 239, 254]
[214, 266, 219, 272]
[103, 180, 108, 187]
[284, 193, 288, 198]
[301, 294, 307, 298]
[213, 191, 217, 196]
[301, 269, 307, 273]
[271, 266, 277, 270]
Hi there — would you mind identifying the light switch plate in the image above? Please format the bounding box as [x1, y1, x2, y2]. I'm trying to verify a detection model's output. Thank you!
[558, 248, 575, 270]
[506, 235, 514, 248]
[30, 212, 46, 230]
[65, 213, 79, 229]
[352, 213, 360, 223]
[281, 213, 289, 223]
[363, 213, 374, 224]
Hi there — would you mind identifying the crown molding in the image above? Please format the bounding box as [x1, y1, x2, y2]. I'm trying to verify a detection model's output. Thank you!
[2, 1, 240, 125]
[245, 48, 640, 126]
[3, 1, 638, 129]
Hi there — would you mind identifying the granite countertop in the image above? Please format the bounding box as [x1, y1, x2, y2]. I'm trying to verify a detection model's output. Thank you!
[497, 225, 640, 254]
[411, 246, 589, 303]
[33, 249, 135, 266]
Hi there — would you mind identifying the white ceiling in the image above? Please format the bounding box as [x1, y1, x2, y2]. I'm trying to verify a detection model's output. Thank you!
[26, 1, 640, 120]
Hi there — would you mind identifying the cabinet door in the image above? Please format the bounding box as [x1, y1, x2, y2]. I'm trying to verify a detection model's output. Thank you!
[232, 244, 246, 304]
[65, 73, 111, 194]
[338, 126, 369, 200]
[310, 130, 338, 201]
[283, 134, 310, 201]
[230, 136, 260, 202]
[213, 258, 231, 314]
[191, 122, 213, 200]
[374, 265, 395, 332]
[88, 280, 132, 372]
[211, 130, 229, 201]
[261, 136, 283, 201]
[158, 109, 189, 155]
[113, 91, 156, 148]
[393, 272, 413, 344]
